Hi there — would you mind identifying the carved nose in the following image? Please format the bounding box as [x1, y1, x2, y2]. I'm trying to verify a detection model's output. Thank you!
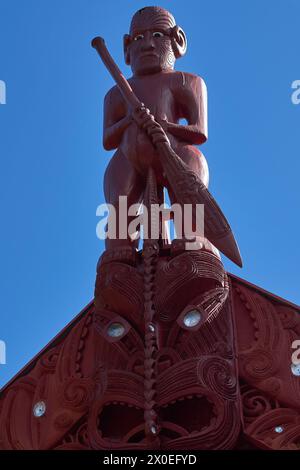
[141, 33, 155, 51]
[141, 42, 155, 51]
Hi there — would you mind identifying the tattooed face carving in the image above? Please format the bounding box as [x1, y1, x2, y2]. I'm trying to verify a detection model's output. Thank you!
[124, 7, 186, 76]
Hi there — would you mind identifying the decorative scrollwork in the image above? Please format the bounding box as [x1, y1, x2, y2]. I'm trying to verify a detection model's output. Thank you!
[197, 357, 237, 401]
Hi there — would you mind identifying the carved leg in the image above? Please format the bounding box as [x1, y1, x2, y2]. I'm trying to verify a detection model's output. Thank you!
[100, 149, 145, 264]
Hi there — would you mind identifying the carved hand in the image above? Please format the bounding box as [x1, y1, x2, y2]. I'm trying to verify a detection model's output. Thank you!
[132, 105, 170, 145]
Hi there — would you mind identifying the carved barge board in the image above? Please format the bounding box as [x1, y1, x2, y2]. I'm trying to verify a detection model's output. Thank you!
[0, 274, 299, 450]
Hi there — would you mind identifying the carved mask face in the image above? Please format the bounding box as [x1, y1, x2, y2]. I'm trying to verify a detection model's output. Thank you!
[126, 7, 177, 76]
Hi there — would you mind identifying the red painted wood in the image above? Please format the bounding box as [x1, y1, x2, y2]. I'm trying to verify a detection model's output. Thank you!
[1, 7, 299, 451]
[0, 271, 299, 450]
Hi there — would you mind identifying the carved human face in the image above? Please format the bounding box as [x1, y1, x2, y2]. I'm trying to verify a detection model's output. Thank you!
[128, 27, 176, 76]
[126, 8, 177, 76]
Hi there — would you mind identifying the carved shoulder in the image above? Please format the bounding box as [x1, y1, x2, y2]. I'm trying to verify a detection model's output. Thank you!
[173, 71, 207, 95]
[104, 84, 124, 109]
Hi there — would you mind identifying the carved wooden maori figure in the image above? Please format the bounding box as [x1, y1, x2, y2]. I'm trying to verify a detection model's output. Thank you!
[92, 5, 242, 266]
[1, 6, 299, 452]
[92, 6, 242, 449]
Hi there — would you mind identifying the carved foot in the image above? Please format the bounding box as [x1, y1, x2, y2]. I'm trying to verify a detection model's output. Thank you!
[96, 246, 137, 270]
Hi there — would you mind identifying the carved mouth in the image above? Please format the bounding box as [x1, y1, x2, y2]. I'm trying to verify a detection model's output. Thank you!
[160, 393, 217, 437]
[97, 393, 217, 444]
[98, 401, 144, 443]
[140, 53, 158, 59]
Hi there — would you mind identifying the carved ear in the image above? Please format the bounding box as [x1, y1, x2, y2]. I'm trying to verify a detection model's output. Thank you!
[171, 25, 187, 58]
[123, 34, 131, 65]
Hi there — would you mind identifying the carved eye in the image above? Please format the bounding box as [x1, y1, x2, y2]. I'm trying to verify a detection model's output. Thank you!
[134, 34, 144, 41]
[153, 31, 164, 38]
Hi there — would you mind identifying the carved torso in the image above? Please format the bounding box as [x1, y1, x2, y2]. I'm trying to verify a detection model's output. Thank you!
[106, 70, 207, 180]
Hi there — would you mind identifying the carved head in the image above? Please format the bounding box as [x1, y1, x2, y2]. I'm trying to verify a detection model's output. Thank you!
[124, 6, 187, 76]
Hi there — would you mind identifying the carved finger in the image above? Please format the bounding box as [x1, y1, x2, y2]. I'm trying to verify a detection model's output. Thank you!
[141, 114, 155, 127]
[151, 134, 170, 145]
[147, 126, 165, 136]
[137, 106, 150, 117]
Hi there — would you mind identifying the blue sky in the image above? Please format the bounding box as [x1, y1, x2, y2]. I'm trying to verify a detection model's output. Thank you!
[0, 0, 299, 387]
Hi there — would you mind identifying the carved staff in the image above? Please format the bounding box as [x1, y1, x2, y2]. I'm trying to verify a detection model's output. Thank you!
[91, 37, 242, 267]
